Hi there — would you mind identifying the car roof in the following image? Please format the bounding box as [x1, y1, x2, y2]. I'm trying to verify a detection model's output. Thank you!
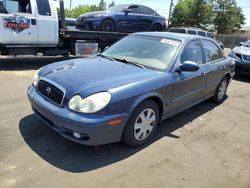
[169, 27, 210, 32]
[133, 32, 200, 41]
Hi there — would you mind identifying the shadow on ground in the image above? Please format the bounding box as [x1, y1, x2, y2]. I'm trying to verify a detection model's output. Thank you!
[0, 56, 75, 70]
[19, 100, 220, 173]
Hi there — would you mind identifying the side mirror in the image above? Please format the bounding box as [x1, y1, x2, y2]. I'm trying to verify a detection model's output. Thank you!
[178, 61, 199, 72]
[104, 46, 109, 51]
[123, 8, 131, 15]
[239, 42, 244, 46]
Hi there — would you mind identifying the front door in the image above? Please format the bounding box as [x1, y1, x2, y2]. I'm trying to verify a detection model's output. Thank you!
[0, 0, 38, 44]
[168, 40, 207, 112]
[35, 0, 58, 45]
[116, 5, 142, 33]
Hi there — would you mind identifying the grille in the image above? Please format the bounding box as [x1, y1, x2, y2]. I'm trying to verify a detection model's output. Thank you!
[37, 80, 64, 106]
[242, 55, 250, 62]
[235, 53, 242, 60]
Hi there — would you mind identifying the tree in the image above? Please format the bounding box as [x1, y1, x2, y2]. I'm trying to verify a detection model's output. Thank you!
[170, 0, 214, 29]
[63, 5, 102, 18]
[99, 0, 107, 10]
[213, 0, 245, 34]
[108, 1, 115, 8]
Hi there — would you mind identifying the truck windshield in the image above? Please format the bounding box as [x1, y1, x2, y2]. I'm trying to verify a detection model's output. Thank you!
[102, 35, 181, 71]
[1, 0, 31, 14]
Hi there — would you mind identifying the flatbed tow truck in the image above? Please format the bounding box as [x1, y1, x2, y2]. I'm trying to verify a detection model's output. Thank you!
[0, 0, 127, 56]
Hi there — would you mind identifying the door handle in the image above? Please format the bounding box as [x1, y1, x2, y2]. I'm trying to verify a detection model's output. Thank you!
[200, 72, 206, 77]
[31, 19, 36, 25]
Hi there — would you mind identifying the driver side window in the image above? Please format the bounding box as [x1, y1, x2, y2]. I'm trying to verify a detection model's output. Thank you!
[180, 40, 203, 64]
[0, 0, 32, 14]
[128, 5, 140, 14]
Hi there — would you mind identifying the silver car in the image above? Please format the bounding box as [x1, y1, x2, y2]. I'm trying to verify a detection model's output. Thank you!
[229, 40, 250, 75]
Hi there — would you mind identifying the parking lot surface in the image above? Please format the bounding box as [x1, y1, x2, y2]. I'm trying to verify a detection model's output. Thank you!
[0, 56, 250, 188]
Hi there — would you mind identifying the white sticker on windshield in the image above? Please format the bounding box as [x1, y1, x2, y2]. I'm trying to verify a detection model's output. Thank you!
[160, 39, 180, 46]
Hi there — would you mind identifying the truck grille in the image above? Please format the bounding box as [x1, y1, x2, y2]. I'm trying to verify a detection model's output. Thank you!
[242, 55, 250, 62]
[37, 80, 64, 106]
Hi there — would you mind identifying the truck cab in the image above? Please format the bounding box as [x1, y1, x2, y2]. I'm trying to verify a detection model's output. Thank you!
[0, 0, 58, 49]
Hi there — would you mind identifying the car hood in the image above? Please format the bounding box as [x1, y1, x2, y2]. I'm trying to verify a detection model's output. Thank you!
[233, 46, 250, 55]
[79, 11, 109, 18]
[38, 57, 162, 99]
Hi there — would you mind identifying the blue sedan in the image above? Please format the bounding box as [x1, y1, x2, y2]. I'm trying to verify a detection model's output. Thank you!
[27, 32, 235, 147]
[75, 4, 166, 32]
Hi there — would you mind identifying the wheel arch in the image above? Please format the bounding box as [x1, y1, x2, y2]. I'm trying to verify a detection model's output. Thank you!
[131, 93, 165, 122]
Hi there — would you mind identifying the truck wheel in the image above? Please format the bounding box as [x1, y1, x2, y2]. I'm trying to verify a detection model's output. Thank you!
[211, 77, 229, 103]
[122, 100, 159, 147]
[101, 19, 115, 32]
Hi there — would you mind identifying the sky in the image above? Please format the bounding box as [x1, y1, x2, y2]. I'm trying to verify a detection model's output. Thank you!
[59, 0, 250, 26]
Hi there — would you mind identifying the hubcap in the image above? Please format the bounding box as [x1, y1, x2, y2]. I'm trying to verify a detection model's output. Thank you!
[134, 108, 156, 141]
[218, 80, 227, 100]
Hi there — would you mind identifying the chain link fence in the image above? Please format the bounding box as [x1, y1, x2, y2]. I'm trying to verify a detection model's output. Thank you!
[215, 34, 250, 49]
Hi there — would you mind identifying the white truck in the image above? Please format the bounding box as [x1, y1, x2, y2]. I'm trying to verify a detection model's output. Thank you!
[0, 0, 126, 56]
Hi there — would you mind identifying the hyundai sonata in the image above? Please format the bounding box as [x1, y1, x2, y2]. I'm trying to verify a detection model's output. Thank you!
[27, 32, 235, 147]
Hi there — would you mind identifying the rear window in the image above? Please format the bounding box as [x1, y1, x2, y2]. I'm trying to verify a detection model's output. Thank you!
[36, 0, 51, 16]
[197, 31, 206, 36]
[140, 6, 155, 15]
[207, 32, 214, 39]
[187, 30, 197, 35]
[169, 28, 186, 33]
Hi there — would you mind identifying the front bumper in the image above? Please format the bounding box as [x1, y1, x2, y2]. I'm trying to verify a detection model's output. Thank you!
[75, 19, 102, 31]
[235, 60, 250, 75]
[27, 85, 130, 145]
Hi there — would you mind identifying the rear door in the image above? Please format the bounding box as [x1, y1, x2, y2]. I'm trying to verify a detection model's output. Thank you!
[169, 40, 207, 112]
[36, 0, 58, 45]
[0, 0, 38, 44]
[201, 39, 226, 96]
[137, 6, 156, 31]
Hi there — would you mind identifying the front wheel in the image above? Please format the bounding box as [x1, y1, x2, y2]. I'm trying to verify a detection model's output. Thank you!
[101, 19, 115, 32]
[211, 77, 229, 103]
[122, 100, 160, 147]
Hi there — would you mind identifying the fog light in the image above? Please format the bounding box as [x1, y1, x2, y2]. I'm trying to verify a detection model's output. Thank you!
[73, 132, 82, 139]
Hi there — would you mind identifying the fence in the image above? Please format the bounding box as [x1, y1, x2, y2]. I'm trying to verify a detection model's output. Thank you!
[215, 34, 250, 49]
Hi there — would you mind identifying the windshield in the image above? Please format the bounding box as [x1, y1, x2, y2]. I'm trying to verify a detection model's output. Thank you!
[108, 4, 128, 12]
[244, 40, 250, 47]
[102, 35, 181, 71]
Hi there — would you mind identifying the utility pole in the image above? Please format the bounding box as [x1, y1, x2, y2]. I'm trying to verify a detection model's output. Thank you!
[167, 0, 174, 28]
[70, 0, 72, 10]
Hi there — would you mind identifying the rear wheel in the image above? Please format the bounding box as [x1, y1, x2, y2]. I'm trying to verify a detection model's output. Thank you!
[211, 77, 229, 103]
[122, 100, 159, 147]
[151, 24, 162, 32]
[101, 19, 115, 32]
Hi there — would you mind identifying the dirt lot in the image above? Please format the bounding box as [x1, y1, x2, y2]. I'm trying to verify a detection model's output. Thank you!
[0, 55, 250, 188]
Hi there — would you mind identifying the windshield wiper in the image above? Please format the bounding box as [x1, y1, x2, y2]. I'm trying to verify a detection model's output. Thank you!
[98, 54, 115, 61]
[113, 58, 147, 69]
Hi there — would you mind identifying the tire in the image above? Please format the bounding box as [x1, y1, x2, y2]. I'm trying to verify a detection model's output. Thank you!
[211, 77, 229, 103]
[151, 24, 162, 32]
[122, 100, 160, 147]
[101, 19, 115, 32]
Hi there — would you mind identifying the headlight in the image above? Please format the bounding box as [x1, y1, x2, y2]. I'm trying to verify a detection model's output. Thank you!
[33, 68, 42, 87]
[68, 92, 111, 113]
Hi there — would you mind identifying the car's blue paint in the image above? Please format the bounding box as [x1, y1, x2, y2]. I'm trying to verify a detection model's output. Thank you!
[27, 32, 234, 145]
[75, 4, 166, 32]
